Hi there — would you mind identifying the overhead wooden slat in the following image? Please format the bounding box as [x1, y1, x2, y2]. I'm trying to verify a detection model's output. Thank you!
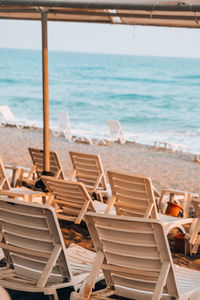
[0, 3, 200, 28]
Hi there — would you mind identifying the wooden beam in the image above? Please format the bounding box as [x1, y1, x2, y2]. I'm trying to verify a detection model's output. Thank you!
[41, 11, 50, 172]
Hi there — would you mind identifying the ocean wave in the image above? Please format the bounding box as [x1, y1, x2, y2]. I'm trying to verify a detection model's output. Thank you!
[177, 75, 200, 80]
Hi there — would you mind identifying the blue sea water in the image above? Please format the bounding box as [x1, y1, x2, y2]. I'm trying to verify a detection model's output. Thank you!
[1, 47, 200, 153]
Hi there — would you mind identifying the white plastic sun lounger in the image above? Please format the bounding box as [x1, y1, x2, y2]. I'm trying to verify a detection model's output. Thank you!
[0, 105, 35, 129]
[106, 120, 140, 144]
[52, 111, 96, 145]
[0, 197, 103, 300]
[71, 213, 200, 300]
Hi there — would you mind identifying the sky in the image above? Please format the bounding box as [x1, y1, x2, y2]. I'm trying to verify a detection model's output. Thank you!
[1, 19, 200, 57]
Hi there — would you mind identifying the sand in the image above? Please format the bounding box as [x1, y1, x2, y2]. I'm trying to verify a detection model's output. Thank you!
[1, 125, 200, 299]
[1, 126, 200, 194]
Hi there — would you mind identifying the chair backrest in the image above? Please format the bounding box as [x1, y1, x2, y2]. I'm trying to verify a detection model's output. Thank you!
[69, 151, 107, 191]
[0, 105, 15, 121]
[107, 170, 158, 219]
[57, 111, 71, 133]
[84, 212, 178, 299]
[0, 158, 11, 190]
[0, 197, 72, 285]
[41, 176, 96, 224]
[28, 147, 64, 179]
[106, 120, 123, 137]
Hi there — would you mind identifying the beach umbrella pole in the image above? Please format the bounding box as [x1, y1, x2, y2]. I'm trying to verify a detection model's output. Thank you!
[41, 10, 50, 172]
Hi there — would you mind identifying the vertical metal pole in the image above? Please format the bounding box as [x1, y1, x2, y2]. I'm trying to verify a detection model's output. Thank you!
[41, 11, 50, 172]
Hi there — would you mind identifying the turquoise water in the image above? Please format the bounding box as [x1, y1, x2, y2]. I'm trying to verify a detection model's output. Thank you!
[1, 48, 200, 153]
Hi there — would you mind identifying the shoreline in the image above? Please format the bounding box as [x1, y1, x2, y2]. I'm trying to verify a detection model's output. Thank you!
[0, 125, 200, 194]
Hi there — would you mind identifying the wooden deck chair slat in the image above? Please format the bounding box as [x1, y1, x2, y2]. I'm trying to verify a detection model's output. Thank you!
[111, 173, 148, 185]
[76, 170, 100, 178]
[116, 193, 149, 205]
[11, 253, 62, 276]
[102, 242, 160, 259]
[12, 252, 52, 265]
[103, 252, 162, 271]
[13, 265, 63, 284]
[114, 201, 148, 211]
[74, 161, 99, 170]
[0, 210, 49, 230]
[75, 172, 100, 181]
[102, 264, 159, 278]
[72, 156, 98, 165]
[54, 200, 86, 209]
[52, 190, 83, 201]
[76, 179, 101, 188]
[0, 202, 46, 218]
[115, 208, 146, 218]
[115, 188, 149, 199]
[51, 188, 83, 199]
[2, 224, 52, 242]
[112, 178, 147, 191]
[45, 180, 81, 191]
[96, 229, 156, 246]
[4, 232, 54, 253]
[94, 217, 153, 232]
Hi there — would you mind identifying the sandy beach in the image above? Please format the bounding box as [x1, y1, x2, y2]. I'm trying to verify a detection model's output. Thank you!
[1, 125, 200, 299]
[1, 126, 200, 194]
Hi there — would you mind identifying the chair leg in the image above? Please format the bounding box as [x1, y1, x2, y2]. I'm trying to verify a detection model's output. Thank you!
[48, 291, 59, 300]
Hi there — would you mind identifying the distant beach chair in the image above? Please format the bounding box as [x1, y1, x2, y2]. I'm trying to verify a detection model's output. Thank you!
[154, 141, 188, 153]
[53, 111, 95, 145]
[106, 120, 140, 144]
[71, 212, 200, 300]
[0, 105, 35, 129]
[69, 151, 109, 202]
[0, 157, 46, 203]
[0, 197, 102, 299]
[105, 170, 193, 234]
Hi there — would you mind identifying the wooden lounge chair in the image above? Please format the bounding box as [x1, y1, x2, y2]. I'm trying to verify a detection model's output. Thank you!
[0, 197, 102, 300]
[106, 120, 140, 144]
[41, 176, 97, 224]
[71, 212, 200, 300]
[29, 147, 65, 179]
[0, 105, 35, 129]
[19, 147, 65, 187]
[0, 157, 46, 203]
[105, 170, 193, 234]
[69, 151, 109, 202]
[52, 112, 95, 145]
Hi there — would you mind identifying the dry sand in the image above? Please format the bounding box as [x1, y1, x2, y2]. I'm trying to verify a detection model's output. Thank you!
[1, 126, 200, 194]
[1, 126, 200, 277]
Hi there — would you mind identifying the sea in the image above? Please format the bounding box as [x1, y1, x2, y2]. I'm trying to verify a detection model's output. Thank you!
[1, 47, 200, 154]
